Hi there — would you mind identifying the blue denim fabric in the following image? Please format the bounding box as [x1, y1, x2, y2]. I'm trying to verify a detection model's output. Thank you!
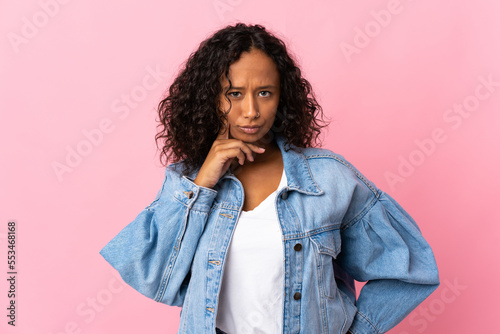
[100, 135, 439, 334]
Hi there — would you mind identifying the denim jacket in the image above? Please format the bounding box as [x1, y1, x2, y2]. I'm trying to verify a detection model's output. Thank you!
[100, 135, 439, 334]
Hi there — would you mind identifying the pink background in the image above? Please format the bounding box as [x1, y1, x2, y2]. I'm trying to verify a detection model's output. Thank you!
[1, 0, 499, 333]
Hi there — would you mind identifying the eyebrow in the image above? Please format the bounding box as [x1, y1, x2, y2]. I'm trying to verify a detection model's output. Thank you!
[226, 85, 277, 90]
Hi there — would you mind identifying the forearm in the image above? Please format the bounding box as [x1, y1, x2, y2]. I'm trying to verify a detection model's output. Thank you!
[347, 279, 439, 333]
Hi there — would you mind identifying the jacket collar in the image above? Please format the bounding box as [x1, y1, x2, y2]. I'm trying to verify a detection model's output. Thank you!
[275, 135, 324, 196]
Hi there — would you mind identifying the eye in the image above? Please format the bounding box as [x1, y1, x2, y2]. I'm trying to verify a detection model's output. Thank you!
[227, 92, 241, 98]
[259, 91, 271, 97]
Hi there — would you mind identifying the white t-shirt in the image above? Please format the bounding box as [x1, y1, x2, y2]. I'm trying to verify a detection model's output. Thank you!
[216, 168, 287, 334]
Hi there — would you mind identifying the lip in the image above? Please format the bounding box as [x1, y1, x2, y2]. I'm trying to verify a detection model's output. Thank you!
[238, 125, 261, 134]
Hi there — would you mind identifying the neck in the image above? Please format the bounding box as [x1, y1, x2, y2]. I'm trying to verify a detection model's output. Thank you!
[250, 136, 280, 163]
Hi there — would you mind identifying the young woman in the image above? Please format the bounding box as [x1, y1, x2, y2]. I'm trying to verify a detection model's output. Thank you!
[100, 23, 439, 334]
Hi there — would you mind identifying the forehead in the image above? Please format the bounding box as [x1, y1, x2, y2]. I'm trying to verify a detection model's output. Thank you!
[221, 48, 279, 86]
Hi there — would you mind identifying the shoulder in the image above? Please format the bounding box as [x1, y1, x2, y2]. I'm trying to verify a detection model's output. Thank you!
[153, 160, 201, 198]
[296, 146, 379, 196]
[296, 146, 385, 226]
[164, 160, 201, 179]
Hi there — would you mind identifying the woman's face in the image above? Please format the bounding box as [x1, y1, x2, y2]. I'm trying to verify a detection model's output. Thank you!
[219, 48, 280, 145]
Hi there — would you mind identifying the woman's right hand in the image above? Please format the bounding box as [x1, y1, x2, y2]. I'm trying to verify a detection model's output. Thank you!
[193, 123, 266, 189]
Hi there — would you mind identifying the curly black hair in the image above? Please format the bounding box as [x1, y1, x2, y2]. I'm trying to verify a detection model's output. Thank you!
[155, 23, 329, 175]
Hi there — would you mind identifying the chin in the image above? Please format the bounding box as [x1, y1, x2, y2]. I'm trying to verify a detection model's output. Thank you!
[236, 133, 260, 141]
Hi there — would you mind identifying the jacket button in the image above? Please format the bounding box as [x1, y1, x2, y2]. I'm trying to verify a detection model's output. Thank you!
[294, 243, 302, 251]
[281, 191, 288, 200]
[293, 292, 301, 300]
[186, 190, 194, 199]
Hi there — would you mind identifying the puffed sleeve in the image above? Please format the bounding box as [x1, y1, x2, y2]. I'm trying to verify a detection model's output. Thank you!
[99, 164, 217, 306]
[336, 188, 440, 334]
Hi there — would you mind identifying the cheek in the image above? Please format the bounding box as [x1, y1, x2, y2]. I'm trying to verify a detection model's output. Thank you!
[267, 106, 278, 120]
[267, 110, 279, 128]
[226, 112, 238, 125]
[262, 113, 277, 131]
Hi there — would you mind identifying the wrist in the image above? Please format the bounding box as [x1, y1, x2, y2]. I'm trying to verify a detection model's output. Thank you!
[193, 175, 213, 189]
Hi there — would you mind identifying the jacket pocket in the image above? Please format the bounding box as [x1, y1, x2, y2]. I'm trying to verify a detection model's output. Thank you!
[310, 228, 342, 299]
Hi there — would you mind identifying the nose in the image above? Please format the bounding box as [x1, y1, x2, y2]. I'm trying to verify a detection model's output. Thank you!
[242, 94, 259, 119]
